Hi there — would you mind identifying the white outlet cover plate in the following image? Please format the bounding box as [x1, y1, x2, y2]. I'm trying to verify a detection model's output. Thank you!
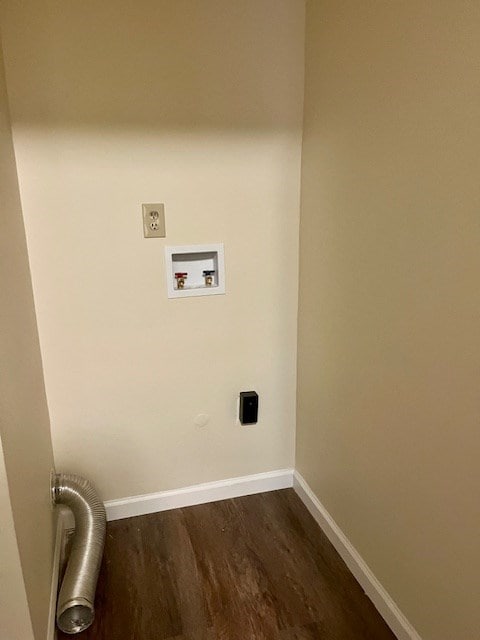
[165, 243, 225, 299]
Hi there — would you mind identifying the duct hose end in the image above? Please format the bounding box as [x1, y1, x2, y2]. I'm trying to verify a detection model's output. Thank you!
[57, 599, 94, 634]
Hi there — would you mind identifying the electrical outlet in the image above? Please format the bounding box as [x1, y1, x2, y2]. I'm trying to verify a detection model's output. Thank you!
[142, 203, 166, 238]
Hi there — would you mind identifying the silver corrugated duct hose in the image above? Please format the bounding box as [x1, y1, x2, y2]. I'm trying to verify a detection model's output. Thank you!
[52, 472, 106, 634]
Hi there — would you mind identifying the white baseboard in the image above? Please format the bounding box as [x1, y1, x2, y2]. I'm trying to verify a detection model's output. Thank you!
[47, 507, 70, 640]
[105, 468, 294, 521]
[293, 471, 422, 640]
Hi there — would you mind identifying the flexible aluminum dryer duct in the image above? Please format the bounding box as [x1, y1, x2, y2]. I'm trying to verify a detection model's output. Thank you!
[52, 472, 106, 634]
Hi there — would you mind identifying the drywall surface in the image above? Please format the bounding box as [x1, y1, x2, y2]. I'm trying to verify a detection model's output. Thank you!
[0, 0, 304, 500]
[0, 442, 35, 640]
[296, 2, 480, 639]
[0, 41, 54, 640]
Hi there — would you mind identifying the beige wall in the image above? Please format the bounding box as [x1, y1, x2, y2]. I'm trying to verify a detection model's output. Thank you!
[0, 442, 35, 640]
[0, 39, 55, 640]
[297, 2, 480, 639]
[0, 0, 305, 501]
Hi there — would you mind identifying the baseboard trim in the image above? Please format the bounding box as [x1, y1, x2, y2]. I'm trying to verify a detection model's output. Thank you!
[293, 471, 422, 640]
[105, 468, 294, 521]
[47, 507, 69, 640]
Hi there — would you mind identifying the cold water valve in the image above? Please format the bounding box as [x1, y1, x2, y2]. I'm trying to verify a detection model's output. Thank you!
[203, 270, 215, 286]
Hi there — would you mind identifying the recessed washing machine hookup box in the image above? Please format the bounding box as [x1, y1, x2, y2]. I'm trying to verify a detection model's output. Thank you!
[165, 243, 225, 299]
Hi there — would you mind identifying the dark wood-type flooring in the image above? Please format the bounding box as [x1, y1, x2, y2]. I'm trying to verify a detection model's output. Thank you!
[58, 489, 397, 640]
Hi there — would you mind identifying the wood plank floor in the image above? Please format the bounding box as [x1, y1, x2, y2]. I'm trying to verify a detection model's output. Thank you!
[58, 489, 397, 640]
